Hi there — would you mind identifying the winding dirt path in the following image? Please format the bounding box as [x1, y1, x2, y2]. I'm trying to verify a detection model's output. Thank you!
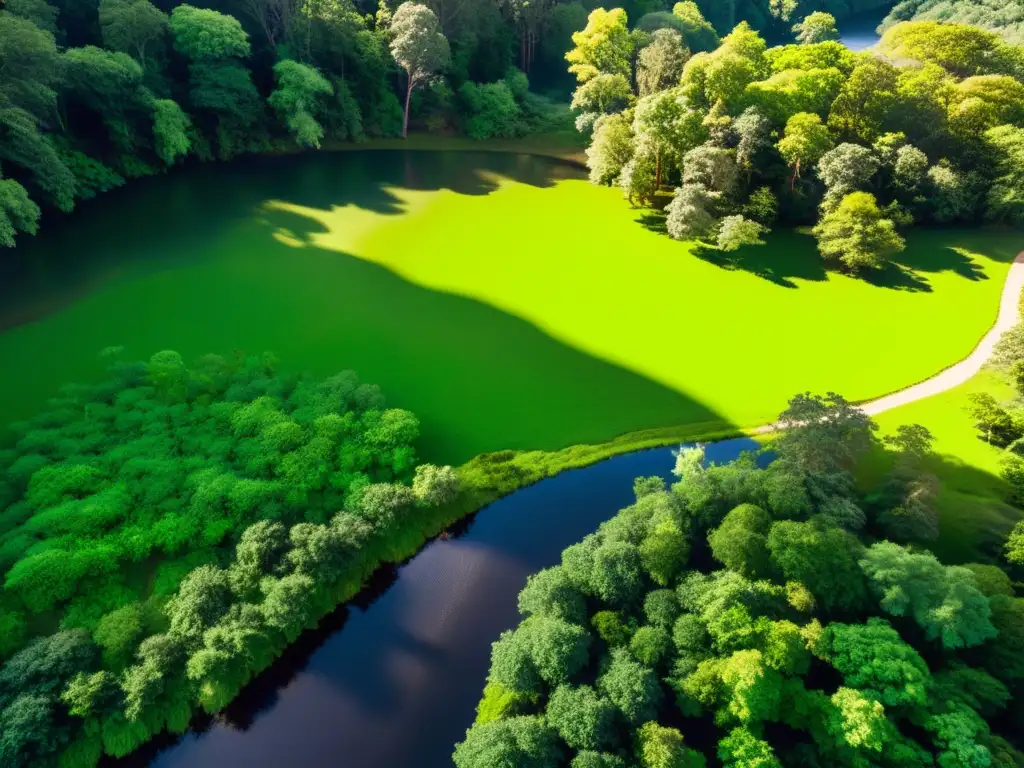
[755, 251, 1024, 433]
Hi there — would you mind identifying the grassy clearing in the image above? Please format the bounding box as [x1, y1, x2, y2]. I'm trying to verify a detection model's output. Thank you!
[0, 148, 1018, 468]
[860, 368, 1022, 563]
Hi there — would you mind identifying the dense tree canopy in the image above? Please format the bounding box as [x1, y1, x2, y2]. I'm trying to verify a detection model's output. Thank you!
[0, 351, 460, 766]
[0, 0, 579, 246]
[574, 12, 1024, 273]
[458, 393, 1024, 767]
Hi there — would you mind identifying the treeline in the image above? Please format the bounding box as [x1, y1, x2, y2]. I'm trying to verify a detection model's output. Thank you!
[883, 0, 1024, 46]
[455, 393, 1024, 767]
[576, 8, 1024, 270]
[967, 321, 1024, 567]
[0, 0, 581, 249]
[0, 350, 459, 766]
[673, 0, 893, 40]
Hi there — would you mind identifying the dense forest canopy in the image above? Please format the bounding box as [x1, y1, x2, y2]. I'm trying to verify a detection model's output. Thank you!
[0, 351, 459, 766]
[0, 0, 919, 248]
[883, 0, 1024, 45]
[456, 394, 1024, 767]
[577, 8, 1024, 271]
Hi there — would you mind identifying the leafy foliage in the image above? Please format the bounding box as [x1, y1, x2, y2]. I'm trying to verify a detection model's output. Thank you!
[460, 393, 1024, 767]
[0, 352, 459, 766]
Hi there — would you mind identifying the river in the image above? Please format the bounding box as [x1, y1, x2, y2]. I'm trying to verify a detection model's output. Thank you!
[113, 438, 758, 767]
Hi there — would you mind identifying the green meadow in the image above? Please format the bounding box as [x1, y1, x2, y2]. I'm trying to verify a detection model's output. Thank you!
[0, 150, 1018, 465]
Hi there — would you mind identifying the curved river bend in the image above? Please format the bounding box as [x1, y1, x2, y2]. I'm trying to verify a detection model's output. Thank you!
[115, 438, 757, 767]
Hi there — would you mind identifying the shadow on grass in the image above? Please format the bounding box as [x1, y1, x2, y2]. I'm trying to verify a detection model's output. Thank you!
[639, 213, 1015, 291]
[0, 150, 585, 333]
[860, 439, 1022, 564]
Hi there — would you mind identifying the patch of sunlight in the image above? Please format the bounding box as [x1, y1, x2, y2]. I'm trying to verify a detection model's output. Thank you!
[255, 175, 1014, 433]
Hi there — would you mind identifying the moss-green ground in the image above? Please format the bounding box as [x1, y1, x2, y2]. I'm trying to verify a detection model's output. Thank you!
[862, 368, 1023, 563]
[0, 147, 1018, 468]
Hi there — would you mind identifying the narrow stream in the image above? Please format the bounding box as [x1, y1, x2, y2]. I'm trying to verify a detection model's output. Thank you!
[122, 437, 758, 767]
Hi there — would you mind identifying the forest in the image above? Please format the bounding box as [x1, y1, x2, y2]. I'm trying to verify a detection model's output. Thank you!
[456, 394, 1024, 767]
[883, 0, 1024, 45]
[0, 350, 459, 766]
[1, 0, 934, 249]
[577, 10, 1024, 269]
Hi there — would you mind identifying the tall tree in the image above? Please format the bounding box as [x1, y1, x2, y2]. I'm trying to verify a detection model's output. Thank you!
[98, 0, 169, 73]
[777, 112, 831, 189]
[389, 2, 450, 138]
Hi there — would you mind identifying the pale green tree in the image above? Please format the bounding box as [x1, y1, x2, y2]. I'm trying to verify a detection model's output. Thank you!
[812, 192, 905, 270]
[793, 12, 839, 45]
[389, 3, 450, 138]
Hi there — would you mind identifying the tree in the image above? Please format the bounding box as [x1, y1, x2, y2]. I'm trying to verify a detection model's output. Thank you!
[459, 81, 521, 139]
[813, 192, 906, 271]
[984, 125, 1024, 225]
[525, 616, 591, 686]
[571, 753, 626, 768]
[99, 0, 169, 72]
[566, 8, 632, 83]
[767, 520, 868, 614]
[632, 87, 705, 190]
[166, 565, 232, 644]
[878, 20, 1020, 79]
[453, 715, 562, 768]
[777, 112, 831, 189]
[268, 60, 333, 148]
[1006, 520, 1024, 567]
[793, 12, 839, 45]
[717, 216, 765, 252]
[893, 144, 928, 192]
[152, 99, 191, 165]
[570, 73, 633, 132]
[589, 540, 644, 607]
[817, 144, 880, 211]
[708, 504, 771, 578]
[169, 4, 249, 60]
[636, 721, 705, 768]
[599, 648, 662, 725]
[772, 392, 877, 474]
[860, 541, 997, 650]
[637, 29, 689, 97]
[546, 685, 617, 750]
[587, 113, 633, 185]
[412, 463, 459, 506]
[666, 183, 715, 241]
[630, 625, 671, 668]
[823, 619, 930, 708]
[828, 57, 899, 143]
[5, 0, 59, 34]
[966, 394, 1020, 446]
[718, 726, 781, 768]
[489, 627, 542, 695]
[389, 3, 450, 138]
[0, 176, 40, 247]
[985, 596, 1024, 683]
[669, 2, 718, 53]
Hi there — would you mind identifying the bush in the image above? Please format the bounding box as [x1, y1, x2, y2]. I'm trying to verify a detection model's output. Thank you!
[459, 81, 522, 140]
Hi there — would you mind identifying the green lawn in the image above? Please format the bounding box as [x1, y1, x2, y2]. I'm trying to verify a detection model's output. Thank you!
[865, 368, 1023, 563]
[0, 149, 1019, 466]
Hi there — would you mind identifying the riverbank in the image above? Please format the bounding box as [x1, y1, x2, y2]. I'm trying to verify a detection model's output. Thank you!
[320, 130, 588, 166]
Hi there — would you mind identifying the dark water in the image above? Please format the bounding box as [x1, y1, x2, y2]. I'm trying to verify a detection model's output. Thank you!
[121, 438, 757, 767]
[838, 6, 889, 51]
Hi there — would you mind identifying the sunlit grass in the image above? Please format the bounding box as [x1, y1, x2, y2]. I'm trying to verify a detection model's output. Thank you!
[0, 151, 1018, 468]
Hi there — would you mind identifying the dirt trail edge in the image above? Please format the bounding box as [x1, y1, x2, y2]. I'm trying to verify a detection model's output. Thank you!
[754, 250, 1024, 435]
